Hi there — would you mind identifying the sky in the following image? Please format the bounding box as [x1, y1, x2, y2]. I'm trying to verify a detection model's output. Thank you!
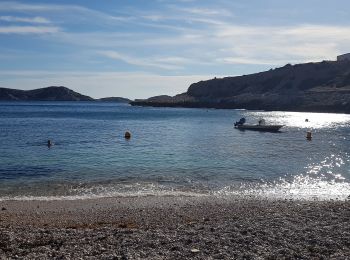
[0, 0, 350, 99]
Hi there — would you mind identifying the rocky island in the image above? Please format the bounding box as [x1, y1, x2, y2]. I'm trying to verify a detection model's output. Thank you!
[0, 86, 93, 101]
[0, 86, 130, 103]
[131, 57, 350, 113]
[97, 97, 131, 103]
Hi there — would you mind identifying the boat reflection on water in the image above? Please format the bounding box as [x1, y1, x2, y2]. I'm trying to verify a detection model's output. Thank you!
[234, 118, 284, 132]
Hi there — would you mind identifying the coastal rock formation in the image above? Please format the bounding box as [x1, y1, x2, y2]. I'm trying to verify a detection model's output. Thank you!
[0, 86, 132, 103]
[0, 86, 94, 101]
[131, 59, 350, 113]
[98, 97, 131, 103]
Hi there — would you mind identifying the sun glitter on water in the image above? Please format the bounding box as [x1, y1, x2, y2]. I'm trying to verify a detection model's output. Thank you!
[249, 111, 350, 129]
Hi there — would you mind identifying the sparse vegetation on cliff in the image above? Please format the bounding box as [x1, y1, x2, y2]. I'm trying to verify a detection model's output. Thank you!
[131, 60, 350, 113]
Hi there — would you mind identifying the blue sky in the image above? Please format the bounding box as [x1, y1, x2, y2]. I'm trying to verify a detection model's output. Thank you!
[0, 0, 350, 99]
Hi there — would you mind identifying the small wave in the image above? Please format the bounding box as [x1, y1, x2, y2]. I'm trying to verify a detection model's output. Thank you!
[0, 191, 206, 201]
[0, 185, 207, 201]
[1, 175, 349, 201]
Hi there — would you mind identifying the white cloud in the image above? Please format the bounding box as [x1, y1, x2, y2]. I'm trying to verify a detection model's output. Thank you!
[175, 7, 232, 16]
[0, 26, 60, 34]
[218, 57, 280, 66]
[99, 51, 186, 70]
[50, 31, 203, 49]
[0, 1, 130, 23]
[1, 1, 350, 78]
[213, 24, 350, 64]
[140, 7, 230, 26]
[47, 19, 350, 67]
[0, 1, 55, 11]
[141, 15, 165, 22]
[0, 16, 50, 24]
[0, 1, 85, 12]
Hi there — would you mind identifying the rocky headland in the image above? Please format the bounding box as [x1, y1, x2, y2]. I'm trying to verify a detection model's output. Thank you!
[131, 59, 350, 113]
[0, 86, 94, 101]
[0, 86, 130, 103]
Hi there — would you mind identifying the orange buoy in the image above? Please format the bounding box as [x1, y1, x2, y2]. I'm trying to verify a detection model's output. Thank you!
[124, 131, 131, 139]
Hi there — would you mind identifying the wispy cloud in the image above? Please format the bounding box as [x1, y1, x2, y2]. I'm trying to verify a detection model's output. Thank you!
[0, 1, 86, 12]
[140, 6, 230, 26]
[0, 1, 130, 23]
[61, 23, 350, 66]
[0, 26, 60, 34]
[0, 16, 50, 24]
[99, 50, 186, 70]
[175, 7, 232, 16]
[1, 1, 350, 82]
[31, 21, 349, 70]
[217, 57, 280, 66]
[213, 24, 350, 64]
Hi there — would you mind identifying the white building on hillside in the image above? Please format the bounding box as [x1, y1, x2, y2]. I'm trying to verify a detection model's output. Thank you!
[337, 53, 350, 61]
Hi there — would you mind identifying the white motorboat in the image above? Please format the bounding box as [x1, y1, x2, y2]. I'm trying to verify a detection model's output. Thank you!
[234, 118, 284, 132]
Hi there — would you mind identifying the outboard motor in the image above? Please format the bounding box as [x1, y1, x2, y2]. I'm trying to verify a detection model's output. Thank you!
[234, 117, 246, 126]
[258, 119, 266, 125]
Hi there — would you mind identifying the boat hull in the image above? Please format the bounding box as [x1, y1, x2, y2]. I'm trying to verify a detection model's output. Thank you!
[234, 125, 284, 132]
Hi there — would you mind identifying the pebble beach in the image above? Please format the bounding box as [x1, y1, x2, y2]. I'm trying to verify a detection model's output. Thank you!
[1, 196, 349, 259]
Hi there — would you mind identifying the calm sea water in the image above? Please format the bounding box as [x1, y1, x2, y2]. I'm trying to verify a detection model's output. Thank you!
[0, 102, 349, 200]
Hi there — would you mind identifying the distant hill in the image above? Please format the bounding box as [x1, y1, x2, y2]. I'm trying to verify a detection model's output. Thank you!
[98, 97, 131, 103]
[0, 86, 132, 103]
[0, 86, 94, 101]
[131, 59, 350, 113]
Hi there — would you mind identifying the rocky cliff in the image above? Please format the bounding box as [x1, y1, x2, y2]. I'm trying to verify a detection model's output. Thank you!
[131, 60, 350, 113]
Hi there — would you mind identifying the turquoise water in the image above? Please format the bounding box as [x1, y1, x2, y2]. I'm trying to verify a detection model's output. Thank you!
[0, 102, 349, 200]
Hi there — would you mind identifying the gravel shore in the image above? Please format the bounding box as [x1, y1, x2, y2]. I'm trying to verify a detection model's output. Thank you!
[0, 196, 349, 259]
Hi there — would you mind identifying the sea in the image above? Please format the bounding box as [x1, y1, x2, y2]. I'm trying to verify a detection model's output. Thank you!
[0, 101, 349, 201]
